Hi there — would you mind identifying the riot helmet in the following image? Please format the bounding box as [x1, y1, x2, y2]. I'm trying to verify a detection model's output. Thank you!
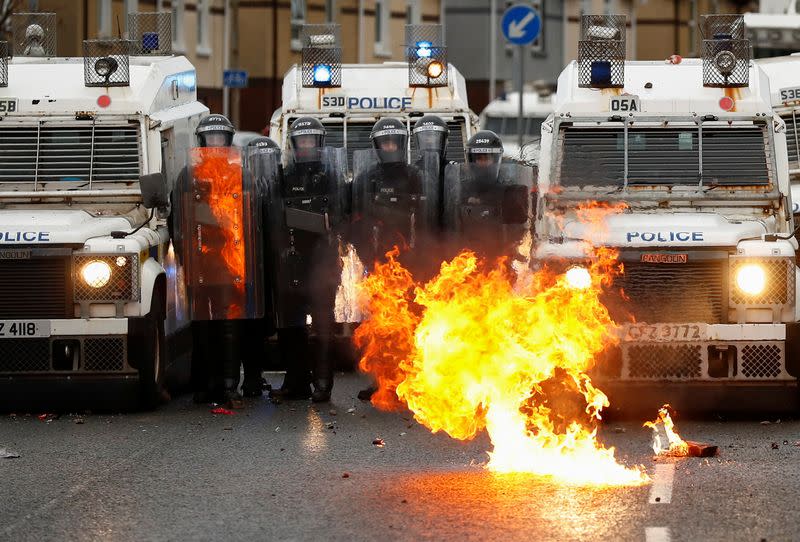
[288, 117, 326, 164]
[196, 114, 235, 147]
[466, 130, 503, 182]
[246, 136, 280, 153]
[412, 115, 449, 157]
[371, 117, 408, 164]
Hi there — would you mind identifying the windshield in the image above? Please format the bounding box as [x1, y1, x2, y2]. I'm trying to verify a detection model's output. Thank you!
[558, 125, 770, 187]
[483, 115, 546, 137]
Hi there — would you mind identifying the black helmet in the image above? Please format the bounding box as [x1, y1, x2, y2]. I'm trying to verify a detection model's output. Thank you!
[466, 130, 503, 181]
[288, 117, 325, 164]
[246, 136, 280, 153]
[412, 115, 448, 157]
[371, 117, 407, 164]
[196, 114, 235, 147]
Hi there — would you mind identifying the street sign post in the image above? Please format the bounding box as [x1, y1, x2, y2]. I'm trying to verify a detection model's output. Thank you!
[501, 4, 542, 151]
[223, 69, 248, 89]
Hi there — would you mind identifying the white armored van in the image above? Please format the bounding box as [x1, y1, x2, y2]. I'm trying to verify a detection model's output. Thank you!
[536, 15, 800, 413]
[270, 24, 478, 166]
[0, 13, 207, 410]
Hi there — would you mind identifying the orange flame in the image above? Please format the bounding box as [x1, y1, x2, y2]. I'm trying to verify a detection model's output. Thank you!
[643, 404, 689, 457]
[191, 147, 246, 319]
[355, 244, 648, 486]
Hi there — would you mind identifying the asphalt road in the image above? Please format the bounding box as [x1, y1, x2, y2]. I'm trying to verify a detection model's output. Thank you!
[1, 373, 798, 542]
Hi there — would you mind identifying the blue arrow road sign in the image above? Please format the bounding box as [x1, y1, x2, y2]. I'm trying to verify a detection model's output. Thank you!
[223, 69, 248, 88]
[501, 4, 542, 46]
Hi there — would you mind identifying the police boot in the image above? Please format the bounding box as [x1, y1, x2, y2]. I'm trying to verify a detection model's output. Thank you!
[270, 327, 313, 400]
[311, 341, 333, 403]
[242, 360, 265, 398]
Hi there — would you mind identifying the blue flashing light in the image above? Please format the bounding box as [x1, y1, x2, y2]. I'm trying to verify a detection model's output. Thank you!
[142, 32, 159, 51]
[590, 60, 612, 86]
[415, 41, 432, 58]
[313, 64, 332, 84]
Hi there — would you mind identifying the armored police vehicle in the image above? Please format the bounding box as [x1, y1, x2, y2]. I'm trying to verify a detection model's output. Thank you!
[0, 13, 206, 410]
[270, 23, 478, 167]
[535, 15, 800, 412]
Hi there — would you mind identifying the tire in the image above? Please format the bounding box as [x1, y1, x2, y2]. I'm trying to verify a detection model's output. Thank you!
[138, 296, 166, 410]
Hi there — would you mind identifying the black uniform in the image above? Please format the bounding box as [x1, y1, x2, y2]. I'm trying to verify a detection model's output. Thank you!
[443, 130, 535, 264]
[267, 117, 347, 403]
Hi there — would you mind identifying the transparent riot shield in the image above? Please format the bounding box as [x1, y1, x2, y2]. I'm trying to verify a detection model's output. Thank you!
[442, 162, 463, 232]
[415, 150, 442, 232]
[321, 146, 350, 224]
[180, 146, 264, 321]
[351, 148, 379, 220]
[497, 162, 534, 226]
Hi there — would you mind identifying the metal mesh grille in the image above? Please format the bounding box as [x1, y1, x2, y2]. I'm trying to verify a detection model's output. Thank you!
[578, 40, 625, 88]
[0, 256, 71, 319]
[127, 12, 172, 55]
[11, 13, 56, 57]
[300, 24, 341, 88]
[609, 260, 725, 323]
[781, 111, 800, 173]
[730, 258, 792, 305]
[701, 40, 750, 88]
[700, 14, 746, 40]
[83, 40, 132, 87]
[0, 122, 141, 187]
[84, 338, 125, 371]
[73, 254, 139, 302]
[0, 339, 49, 372]
[405, 24, 447, 87]
[628, 344, 702, 379]
[741, 343, 782, 378]
[0, 42, 8, 88]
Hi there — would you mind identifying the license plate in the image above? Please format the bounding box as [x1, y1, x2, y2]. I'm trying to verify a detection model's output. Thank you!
[609, 94, 640, 113]
[0, 320, 51, 338]
[780, 86, 800, 103]
[0, 98, 18, 114]
[623, 323, 707, 342]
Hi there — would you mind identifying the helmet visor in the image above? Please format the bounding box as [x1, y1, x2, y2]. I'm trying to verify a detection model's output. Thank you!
[414, 130, 447, 155]
[373, 129, 407, 163]
[290, 132, 324, 163]
[201, 131, 233, 148]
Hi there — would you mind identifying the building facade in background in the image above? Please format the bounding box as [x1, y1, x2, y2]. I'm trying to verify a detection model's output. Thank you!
[32, 0, 441, 131]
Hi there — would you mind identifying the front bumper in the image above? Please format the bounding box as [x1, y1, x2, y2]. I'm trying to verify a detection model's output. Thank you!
[0, 318, 133, 375]
[595, 323, 797, 382]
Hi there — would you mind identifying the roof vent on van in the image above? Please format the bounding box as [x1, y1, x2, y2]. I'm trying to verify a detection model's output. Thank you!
[127, 12, 172, 56]
[301, 24, 342, 88]
[406, 24, 447, 88]
[11, 12, 56, 57]
[700, 15, 749, 88]
[0, 42, 8, 88]
[577, 14, 626, 89]
[83, 39, 132, 88]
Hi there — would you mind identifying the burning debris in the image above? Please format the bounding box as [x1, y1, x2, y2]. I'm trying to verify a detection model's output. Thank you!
[644, 404, 718, 458]
[334, 242, 366, 323]
[354, 240, 648, 486]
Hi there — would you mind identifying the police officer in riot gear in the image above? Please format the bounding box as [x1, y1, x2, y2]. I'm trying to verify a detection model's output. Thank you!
[267, 117, 346, 403]
[443, 129, 534, 265]
[352, 118, 440, 401]
[412, 115, 452, 226]
[240, 136, 282, 397]
[173, 114, 253, 406]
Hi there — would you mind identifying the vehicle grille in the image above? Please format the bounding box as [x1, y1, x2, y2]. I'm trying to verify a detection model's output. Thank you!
[782, 111, 800, 172]
[627, 344, 702, 379]
[0, 255, 71, 318]
[0, 336, 128, 373]
[0, 122, 141, 188]
[607, 259, 726, 323]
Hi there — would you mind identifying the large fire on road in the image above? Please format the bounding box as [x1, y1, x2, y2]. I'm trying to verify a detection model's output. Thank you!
[354, 246, 649, 486]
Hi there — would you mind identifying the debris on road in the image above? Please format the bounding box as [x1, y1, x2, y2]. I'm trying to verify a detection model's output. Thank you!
[684, 441, 718, 458]
[37, 413, 59, 423]
[771, 442, 780, 450]
[0, 448, 20, 459]
[372, 438, 385, 447]
[210, 407, 235, 416]
[342, 472, 350, 478]
[614, 427, 626, 434]
[329, 409, 337, 416]
[346, 407, 356, 414]
[74, 418, 85, 425]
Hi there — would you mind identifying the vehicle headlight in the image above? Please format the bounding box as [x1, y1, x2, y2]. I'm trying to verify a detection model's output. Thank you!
[81, 260, 112, 288]
[565, 266, 592, 290]
[426, 60, 444, 78]
[94, 56, 118, 78]
[735, 263, 766, 296]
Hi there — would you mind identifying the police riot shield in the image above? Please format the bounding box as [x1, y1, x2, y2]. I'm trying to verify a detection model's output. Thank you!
[443, 162, 534, 258]
[267, 147, 346, 329]
[180, 146, 264, 321]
